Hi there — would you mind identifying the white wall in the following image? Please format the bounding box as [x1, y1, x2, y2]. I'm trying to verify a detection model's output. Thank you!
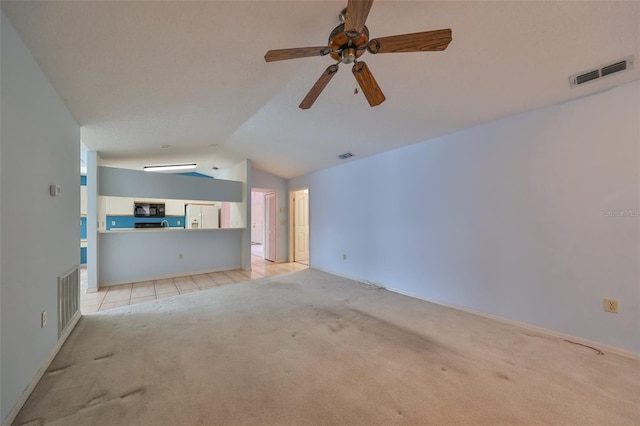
[0, 12, 81, 423]
[290, 80, 640, 354]
[217, 160, 251, 269]
[251, 168, 289, 262]
[87, 151, 100, 292]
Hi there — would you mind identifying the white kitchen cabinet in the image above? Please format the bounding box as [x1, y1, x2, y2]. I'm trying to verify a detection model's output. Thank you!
[98, 196, 108, 230]
[106, 196, 135, 215]
[165, 199, 185, 216]
[80, 185, 87, 215]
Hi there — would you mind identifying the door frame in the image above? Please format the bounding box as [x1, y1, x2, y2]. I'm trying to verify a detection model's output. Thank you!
[252, 187, 277, 261]
[288, 186, 310, 263]
[250, 190, 265, 244]
[264, 191, 277, 262]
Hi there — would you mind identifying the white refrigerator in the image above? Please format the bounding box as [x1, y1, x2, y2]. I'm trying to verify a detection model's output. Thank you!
[186, 204, 219, 229]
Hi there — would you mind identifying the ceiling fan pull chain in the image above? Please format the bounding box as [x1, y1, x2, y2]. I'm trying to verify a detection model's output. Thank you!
[352, 59, 359, 94]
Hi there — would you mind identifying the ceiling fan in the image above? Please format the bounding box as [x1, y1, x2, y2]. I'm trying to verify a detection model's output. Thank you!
[264, 0, 452, 109]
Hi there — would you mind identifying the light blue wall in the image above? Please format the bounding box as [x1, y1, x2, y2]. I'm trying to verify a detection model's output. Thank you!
[99, 166, 241, 201]
[289, 81, 640, 354]
[98, 229, 243, 285]
[1, 12, 81, 422]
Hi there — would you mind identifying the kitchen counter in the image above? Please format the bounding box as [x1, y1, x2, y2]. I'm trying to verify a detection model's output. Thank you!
[99, 227, 245, 233]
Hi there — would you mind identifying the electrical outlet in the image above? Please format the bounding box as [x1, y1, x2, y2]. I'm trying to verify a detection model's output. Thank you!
[111, 220, 116, 226]
[177, 220, 181, 225]
[603, 298, 619, 313]
[41, 311, 47, 328]
[343, 254, 347, 260]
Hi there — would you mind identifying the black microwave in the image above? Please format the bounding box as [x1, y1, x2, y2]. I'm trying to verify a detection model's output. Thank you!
[134, 202, 165, 218]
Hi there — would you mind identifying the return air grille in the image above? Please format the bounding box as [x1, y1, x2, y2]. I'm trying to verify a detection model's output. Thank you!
[569, 55, 634, 88]
[58, 266, 80, 338]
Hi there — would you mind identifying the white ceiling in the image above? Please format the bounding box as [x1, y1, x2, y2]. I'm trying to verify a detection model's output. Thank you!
[2, 1, 639, 179]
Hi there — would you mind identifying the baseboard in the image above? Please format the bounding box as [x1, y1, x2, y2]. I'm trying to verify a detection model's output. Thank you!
[2, 311, 82, 426]
[98, 265, 243, 288]
[385, 285, 640, 361]
[309, 267, 639, 360]
[307, 266, 363, 283]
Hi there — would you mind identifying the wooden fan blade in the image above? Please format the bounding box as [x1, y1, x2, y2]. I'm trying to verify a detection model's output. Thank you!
[299, 64, 339, 109]
[344, 0, 374, 36]
[352, 62, 385, 107]
[368, 29, 452, 54]
[264, 46, 330, 62]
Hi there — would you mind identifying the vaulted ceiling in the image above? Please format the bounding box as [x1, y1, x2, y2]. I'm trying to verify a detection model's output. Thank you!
[3, 1, 639, 179]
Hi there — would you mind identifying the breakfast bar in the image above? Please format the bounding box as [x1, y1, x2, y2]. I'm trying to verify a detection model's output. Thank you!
[98, 227, 245, 286]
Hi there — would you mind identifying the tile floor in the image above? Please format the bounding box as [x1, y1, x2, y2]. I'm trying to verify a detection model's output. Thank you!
[81, 245, 308, 314]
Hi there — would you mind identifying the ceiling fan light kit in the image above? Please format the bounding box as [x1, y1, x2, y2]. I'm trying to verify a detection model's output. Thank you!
[264, 0, 452, 109]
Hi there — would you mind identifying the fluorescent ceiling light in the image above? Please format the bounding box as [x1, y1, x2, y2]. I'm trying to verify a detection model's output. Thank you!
[143, 163, 197, 172]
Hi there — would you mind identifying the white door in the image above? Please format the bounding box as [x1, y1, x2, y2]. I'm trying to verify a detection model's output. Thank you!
[294, 190, 309, 262]
[264, 192, 277, 262]
[251, 192, 265, 244]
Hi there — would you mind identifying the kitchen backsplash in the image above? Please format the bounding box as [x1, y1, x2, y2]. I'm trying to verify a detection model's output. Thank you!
[106, 215, 185, 230]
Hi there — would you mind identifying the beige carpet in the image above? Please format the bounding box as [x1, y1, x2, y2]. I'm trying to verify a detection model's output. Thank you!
[15, 269, 640, 425]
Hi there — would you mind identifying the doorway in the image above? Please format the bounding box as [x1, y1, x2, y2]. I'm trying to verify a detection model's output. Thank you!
[289, 188, 309, 265]
[251, 189, 277, 262]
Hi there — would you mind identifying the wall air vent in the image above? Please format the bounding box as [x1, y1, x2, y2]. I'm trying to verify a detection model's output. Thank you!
[569, 55, 634, 88]
[338, 152, 354, 159]
[601, 60, 627, 77]
[575, 70, 600, 85]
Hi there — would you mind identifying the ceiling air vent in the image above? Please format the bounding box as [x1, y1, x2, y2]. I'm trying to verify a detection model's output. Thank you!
[338, 152, 354, 159]
[569, 55, 634, 88]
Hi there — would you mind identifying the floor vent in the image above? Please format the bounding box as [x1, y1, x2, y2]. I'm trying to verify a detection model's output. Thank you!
[58, 266, 80, 338]
[338, 152, 354, 160]
[569, 55, 634, 88]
